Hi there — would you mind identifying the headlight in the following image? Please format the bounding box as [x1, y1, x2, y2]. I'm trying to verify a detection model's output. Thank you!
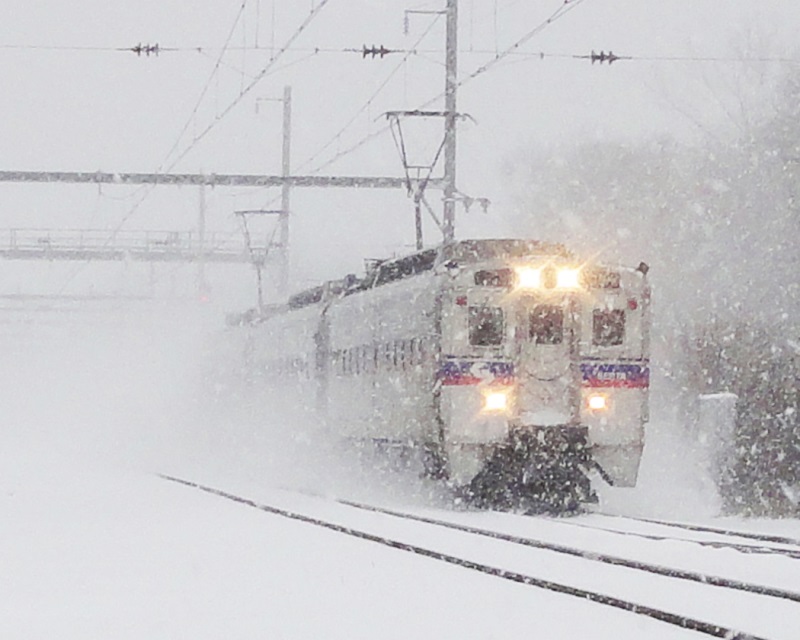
[516, 266, 581, 290]
[515, 267, 541, 290]
[557, 268, 581, 289]
[587, 394, 608, 411]
[483, 390, 510, 413]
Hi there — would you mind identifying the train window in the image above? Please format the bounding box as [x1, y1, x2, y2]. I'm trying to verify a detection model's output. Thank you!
[582, 269, 621, 289]
[375, 249, 437, 286]
[384, 343, 392, 367]
[474, 269, 514, 287]
[593, 309, 625, 346]
[469, 306, 504, 346]
[288, 286, 324, 309]
[530, 304, 564, 345]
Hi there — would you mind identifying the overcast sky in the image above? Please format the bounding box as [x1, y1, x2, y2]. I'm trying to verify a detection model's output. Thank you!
[0, 0, 798, 297]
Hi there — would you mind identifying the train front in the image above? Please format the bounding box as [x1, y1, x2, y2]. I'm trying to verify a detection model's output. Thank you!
[437, 242, 649, 512]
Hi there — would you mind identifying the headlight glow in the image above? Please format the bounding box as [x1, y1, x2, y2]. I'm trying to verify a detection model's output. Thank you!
[557, 268, 581, 289]
[515, 267, 541, 289]
[587, 394, 608, 411]
[483, 390, 509, 413]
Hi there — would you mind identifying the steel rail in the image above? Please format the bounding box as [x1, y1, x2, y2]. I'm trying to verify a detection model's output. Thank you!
[601, 514, 800, 547]
[558, 517, 800, 560]
[333, 499, 800, 603]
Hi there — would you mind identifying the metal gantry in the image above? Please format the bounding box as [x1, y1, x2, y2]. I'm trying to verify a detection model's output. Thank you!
[0, 171, 428, 189]
[0, 0, 466, 297]
[0, 228, 260, 263]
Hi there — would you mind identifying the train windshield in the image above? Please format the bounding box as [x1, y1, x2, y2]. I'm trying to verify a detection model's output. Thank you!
[469, 306, 504, 346]
[530, 304, 564, 344]
[474, 268, 514, 287]
[593, 309, 625, 346]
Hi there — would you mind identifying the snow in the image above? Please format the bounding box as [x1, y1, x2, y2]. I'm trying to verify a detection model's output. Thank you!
[3, 460, 706, 640]
[2, 303, 798, 640]
[1, 0, 798, 636]
[519, 409, 570, 426]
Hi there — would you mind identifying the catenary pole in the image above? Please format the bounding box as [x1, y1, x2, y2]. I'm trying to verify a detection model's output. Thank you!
[279, 86, 292, 297]
[443, 0, 458, 243]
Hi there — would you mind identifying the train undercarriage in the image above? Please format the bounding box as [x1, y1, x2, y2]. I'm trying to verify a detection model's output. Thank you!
[466, 427, 597, 514]
[419, 425, 600, 514]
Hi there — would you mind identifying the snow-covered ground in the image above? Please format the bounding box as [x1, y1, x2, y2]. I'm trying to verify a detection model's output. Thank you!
[2, 304, 798, 639]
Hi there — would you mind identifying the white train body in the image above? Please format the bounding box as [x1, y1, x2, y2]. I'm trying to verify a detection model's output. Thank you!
[238, 239, 650, 508]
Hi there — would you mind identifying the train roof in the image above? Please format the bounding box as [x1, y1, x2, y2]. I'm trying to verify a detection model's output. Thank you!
[282, 239, 573, 311]
[440, 239, 570, 263]
[233, 239, 647, 321]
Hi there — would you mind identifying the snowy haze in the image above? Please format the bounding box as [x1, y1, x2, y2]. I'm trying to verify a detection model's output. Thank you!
[2, 2, 800, 637]
[1, 0, 797, 520]
[1, 1, 799, 289]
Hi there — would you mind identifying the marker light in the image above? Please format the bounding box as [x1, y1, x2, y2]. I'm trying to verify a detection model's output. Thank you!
[484, 390, 509, 413]
[587, 394, 608, 411]
[515, 267, 542, 290]
[557, 268, 581, 289]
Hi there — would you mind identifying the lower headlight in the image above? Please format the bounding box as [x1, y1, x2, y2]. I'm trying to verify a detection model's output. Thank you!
[483, 390, 509, 413]
[587, 394, 608, 411]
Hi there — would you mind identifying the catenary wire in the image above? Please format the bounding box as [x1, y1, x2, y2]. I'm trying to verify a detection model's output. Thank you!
[161, 1, 249, 171]
[165, 0, 332, 174]
[295, 12, 443, 174]
[54, 1, 333, 296]
[52, 2, 249, 295]
[3, 43, 797, 67]
[308, 0, 587, 176]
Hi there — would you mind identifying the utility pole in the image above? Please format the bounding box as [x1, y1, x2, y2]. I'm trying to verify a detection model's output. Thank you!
[197, 185, 208, 297]
[443, 0, 458, 244]
[279, 86, 292, 297]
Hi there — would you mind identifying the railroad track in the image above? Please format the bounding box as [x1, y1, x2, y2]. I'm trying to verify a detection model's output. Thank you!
[564, 514, 800, 560]
[609, 515, 800, 547]
[160, 474, 798, 640]
[333, 497, 800, 603]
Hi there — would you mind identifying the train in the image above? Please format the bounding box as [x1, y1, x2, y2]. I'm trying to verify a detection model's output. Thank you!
[230, 239, 651, 512]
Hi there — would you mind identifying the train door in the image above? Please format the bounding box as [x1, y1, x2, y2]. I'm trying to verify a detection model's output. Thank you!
[514, 295, 580, 427]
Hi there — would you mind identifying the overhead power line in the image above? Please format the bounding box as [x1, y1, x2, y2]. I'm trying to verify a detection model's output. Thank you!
[456, 0, 588, 85]
[53, 0, 334, 295]
[0, 43, 177, 54]
[308, 0, 587, 175]
[296, 12, 443, 175]
[161, 0, 249, 171]
[2, 42, 797, 67]
[167, 0, 332, 173]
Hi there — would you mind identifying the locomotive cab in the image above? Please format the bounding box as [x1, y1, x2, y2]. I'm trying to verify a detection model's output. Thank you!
[437, 248, 597, 510]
